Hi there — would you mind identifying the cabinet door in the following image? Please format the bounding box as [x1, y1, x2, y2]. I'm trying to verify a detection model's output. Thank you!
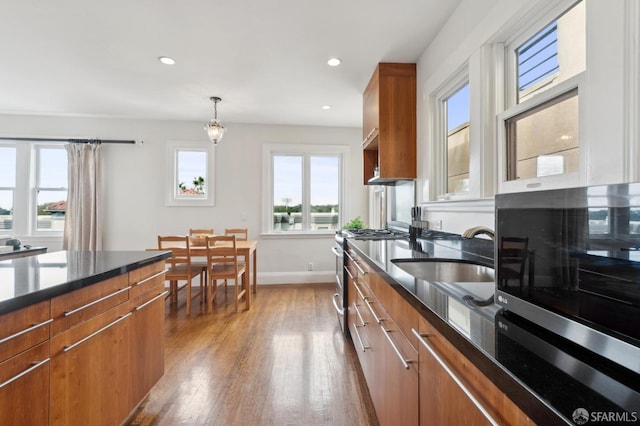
[50, 303, 131, 426]
[363, 67, 380, 141]
[416, 316, 496, 426]
[129, 283, 166, 407]
[371, 315, 418, 426]
[0, 341, 50, 425]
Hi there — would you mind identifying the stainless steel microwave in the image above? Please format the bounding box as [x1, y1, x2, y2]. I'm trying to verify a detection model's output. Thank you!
[495, 182, 640, 374]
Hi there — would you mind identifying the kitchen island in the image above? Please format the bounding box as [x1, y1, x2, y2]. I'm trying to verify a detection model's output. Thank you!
[346, 237, 640, 425]
[0, 250, 171, 426]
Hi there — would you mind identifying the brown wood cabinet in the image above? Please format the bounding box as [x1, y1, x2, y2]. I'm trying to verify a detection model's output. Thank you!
[362, 63, 417, 184]
[346, 247, 419, 426]
[50, 302, 132, 426]
[414, 314, 534, 425]
[129, 262, 167, 407]
[347, 244, 535, 426]
[0, 301, 51, 426]
[0, 258, 167, 426]
[49, 260, 167, 426]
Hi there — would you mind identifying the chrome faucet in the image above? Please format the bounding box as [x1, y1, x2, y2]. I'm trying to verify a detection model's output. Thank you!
[462, 226, 495, 240]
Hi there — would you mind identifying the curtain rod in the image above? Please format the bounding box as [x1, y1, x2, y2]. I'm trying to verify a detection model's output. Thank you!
[0, 136, 139, 144]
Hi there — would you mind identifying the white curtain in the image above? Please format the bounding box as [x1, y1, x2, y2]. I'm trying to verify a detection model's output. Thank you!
[63, 143, 102, 251]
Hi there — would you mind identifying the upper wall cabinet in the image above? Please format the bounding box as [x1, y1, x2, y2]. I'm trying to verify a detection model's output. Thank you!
[362, 63, 417, 185]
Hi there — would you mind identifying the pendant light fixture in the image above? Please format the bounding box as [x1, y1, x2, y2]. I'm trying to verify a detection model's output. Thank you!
[204, 96, 226, 144]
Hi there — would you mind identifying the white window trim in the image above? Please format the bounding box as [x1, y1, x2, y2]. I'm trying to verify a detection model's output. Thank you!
[495, 0, 586, 194]
[261, 143, 350, 236]
[165, 141, 215, 207]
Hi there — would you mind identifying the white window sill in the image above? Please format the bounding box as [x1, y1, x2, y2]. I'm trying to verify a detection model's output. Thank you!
[260, 232, 337, 239]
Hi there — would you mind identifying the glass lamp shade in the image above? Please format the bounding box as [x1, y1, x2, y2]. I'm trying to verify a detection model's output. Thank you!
[204, 119, 225, 144]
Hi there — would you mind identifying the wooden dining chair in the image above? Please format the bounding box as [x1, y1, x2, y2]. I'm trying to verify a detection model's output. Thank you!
[189, 228, 214, 236]
[205, 235, 249, 313]
[224, 228, 248, 240]
[188, 228, 214, 283]
[157, 235, 204, 315]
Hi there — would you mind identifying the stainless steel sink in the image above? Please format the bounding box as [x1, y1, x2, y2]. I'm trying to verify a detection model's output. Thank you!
[391, 259, 494, 283]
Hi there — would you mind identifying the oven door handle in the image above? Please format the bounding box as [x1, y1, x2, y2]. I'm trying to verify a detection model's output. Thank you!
[332, 293, 344, 316]
[331, 246, 343, 258]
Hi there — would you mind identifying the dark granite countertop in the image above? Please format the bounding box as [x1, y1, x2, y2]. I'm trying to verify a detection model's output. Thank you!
[0, 246, 47, 260]
[347, 237, 640, 425]
[0, 250, 171, 315]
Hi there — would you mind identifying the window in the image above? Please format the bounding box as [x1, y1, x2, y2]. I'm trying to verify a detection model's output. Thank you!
[445, 83, 470, 194]
[35, 146, 68, 232]
[431, 68, 472, 199]
[0, 146, 16, 232]
[166, 143, 214, 206]
[500, 1, 585, 191]
[263, 144, 348, 234]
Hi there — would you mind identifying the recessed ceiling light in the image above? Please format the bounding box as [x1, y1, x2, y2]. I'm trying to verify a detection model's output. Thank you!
[327, 58, 341, 67]
[322, 105, 332, 110]
[159, 56, 176, 65]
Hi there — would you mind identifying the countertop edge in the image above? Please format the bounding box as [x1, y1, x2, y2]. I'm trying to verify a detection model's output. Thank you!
[0, 250, 172, 316]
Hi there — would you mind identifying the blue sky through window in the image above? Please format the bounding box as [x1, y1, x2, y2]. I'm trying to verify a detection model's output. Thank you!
[447, 83, 469, 132]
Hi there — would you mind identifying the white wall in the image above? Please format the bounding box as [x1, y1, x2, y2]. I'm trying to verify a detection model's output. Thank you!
[0, 114, 367, 283]
[415, 0, 639, 235]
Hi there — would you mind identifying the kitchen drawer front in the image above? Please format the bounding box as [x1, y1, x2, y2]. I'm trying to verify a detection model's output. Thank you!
[129, 261, 166, 300]
[0, 300, 51, 362]
[0, 341, 50, 425]
[130, 282, 167, 311]
[50, 301, 131, 356]
[416, 316, 532, 425]
[369, 273, 418, 350]
[51, 273, 129, 336]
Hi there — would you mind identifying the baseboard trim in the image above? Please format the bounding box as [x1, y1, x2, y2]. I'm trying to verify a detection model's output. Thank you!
[258, 271, 334, 285]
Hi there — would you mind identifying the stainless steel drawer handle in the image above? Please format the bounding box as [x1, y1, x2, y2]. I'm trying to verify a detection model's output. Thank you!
[352, 280, 366, 301]
[352, 302, 366, 326]
[331, 293, 344, 316]
[134, 291, 169, 311]
[134, 270, 165, 286]
[411, 328, 499, 426]
[331, 246, 343, 258]
[0, 318, 53, 345]
[364, 297, 384, 324]
[352, 323, 369, 352]
[0, 358, 50, 390]
[381, 326, 412, 369]
[344, 264, 354, 280]
[344, 251, 367, 276]
[64, 286, 130, 317]
[63, 313, 132, 353]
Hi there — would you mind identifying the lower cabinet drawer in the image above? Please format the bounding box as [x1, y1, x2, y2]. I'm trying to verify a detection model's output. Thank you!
[50, 302, 132, 426]
[0, 300, 51, 362]
[0, 341, 50, 426]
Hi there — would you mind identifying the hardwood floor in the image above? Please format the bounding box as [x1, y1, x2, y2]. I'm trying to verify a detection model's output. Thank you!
[126, 283, 379, 426]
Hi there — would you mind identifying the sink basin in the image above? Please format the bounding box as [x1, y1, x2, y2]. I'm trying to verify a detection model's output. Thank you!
[391, 258, 494, 283]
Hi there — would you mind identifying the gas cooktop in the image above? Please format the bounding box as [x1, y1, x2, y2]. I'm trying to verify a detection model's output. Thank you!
[342, 228, 409, 240]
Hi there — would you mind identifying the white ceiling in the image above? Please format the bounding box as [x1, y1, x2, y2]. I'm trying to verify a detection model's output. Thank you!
[0, 0, 460, 128]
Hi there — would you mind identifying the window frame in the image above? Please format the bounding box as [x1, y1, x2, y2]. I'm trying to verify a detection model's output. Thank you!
[262, 143, 349, 236]
[165, 142, 215, 207]
[32, 144, 68, 235]
[497, 0, 586, 194]
[430, 65, 474, 200]
[0, 144, 17, 233]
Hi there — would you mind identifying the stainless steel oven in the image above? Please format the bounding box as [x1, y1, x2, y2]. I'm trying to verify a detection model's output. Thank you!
[332, 227, 410, 335]
[496, 182, 640, 373]
[332, 232, 346, 333]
